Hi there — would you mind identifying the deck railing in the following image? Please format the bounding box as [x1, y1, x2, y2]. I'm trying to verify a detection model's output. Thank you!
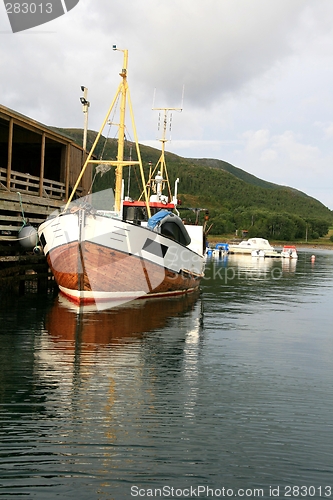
[0, 167, 66, 200]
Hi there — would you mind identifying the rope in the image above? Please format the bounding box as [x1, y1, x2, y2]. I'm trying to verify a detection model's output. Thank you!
[0, 233, 36, 242]
[99, 93, 120, 160]
[17, 192, 28, 227]
[0, 192, 38, 245]
[87, 95, 120, 195]
[0, 226, 40, 246]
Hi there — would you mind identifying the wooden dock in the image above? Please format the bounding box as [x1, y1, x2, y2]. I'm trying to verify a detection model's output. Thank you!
[0, 190, 62, 240]
[0, 103, 93, 294]
[0, 179, 64, 295]
[0, 253, 56, 296]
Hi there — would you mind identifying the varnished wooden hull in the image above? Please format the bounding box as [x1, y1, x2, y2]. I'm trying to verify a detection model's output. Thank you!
[47, 240, 201, 303]
[39, 211, 204, 305]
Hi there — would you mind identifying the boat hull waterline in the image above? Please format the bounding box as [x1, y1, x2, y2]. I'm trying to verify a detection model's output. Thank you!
[39, 210, 204, 305]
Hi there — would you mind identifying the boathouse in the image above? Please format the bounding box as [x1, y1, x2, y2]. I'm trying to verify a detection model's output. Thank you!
[0, 103, 92, 242]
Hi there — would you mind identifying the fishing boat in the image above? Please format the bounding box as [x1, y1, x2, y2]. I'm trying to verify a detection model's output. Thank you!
[37, 48, 205, 307]
[228, 237, 280, 258]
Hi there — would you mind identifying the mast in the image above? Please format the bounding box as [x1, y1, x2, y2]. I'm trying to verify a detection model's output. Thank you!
[152, 86, 183, 180]
[114, 49, 128, 212]
[155, 108, 168, 181]
[150, 97, 183, 203]
[153, 107, 181, 182]
[64, 48, 151, 218]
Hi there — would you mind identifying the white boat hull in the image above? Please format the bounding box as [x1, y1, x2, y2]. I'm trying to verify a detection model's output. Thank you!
[228, 238, 280, 258]
[281, 251, 298, 259]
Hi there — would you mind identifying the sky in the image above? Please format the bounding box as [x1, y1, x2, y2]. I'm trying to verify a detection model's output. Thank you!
[1, 0, 333, 209]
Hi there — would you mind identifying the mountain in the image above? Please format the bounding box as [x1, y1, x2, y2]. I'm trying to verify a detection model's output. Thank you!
[189, 158, 279, 190]
[52, 127, 333, 239]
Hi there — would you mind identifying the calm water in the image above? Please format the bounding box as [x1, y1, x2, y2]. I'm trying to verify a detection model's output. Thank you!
[0, 250, 333, 499]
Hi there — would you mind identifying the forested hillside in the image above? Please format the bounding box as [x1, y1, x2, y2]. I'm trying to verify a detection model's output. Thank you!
[54, 127, 333, 240]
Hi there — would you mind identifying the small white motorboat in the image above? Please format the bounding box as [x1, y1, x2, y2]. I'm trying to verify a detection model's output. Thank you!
[281, 245, 298, 259]
[228, 238, 280, 258]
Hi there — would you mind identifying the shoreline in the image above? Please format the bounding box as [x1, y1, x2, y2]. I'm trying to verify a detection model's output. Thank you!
[208, 236, 333, 251]
[283, 243, 333, 251]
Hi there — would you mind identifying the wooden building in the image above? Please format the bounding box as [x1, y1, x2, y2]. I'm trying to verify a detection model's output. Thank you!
[0, 103, 92, 243]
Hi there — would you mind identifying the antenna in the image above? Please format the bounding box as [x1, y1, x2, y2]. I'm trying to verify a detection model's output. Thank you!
[150, 87, 185, 187]
[152, 86, 185, 143]
[152, 85, 185, 113]
[180, 84, 185, 110]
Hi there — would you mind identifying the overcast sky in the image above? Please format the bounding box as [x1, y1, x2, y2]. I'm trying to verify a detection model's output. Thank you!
[1, 0, 333, 209]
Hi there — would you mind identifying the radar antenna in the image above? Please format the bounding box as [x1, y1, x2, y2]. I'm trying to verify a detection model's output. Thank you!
[147, 87, 184, 201]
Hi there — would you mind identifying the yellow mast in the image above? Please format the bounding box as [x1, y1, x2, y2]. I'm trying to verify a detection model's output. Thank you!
[64, 48, 151, 218]
[114, 49, 128, 212]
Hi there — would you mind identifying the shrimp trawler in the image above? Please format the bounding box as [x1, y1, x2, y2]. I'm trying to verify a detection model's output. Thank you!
[37, 48, 205, 307]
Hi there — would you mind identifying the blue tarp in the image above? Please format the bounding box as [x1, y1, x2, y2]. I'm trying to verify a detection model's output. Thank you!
[215, 243, 229, 251]
[147, 210, 171, 229]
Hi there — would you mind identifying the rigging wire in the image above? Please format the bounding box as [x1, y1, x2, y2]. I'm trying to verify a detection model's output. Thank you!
[99, 93, 120, 160]
[87, 94, 121, 194]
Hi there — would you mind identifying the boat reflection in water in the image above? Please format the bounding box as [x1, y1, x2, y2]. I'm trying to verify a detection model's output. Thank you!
[281, 256, 297, 274]
[226, 253, 276, 278]
[38, 289, 203, 496]
[44, 290, 202, 351]
[227, 252, 298, 278]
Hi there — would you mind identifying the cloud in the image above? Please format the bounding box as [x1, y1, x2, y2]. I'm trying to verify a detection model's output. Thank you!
[0, 0, 333, 208]
[317, 122, 333, 140]
[243, 130, 270, 151]
[0, 0, 317, 116]
[232, 128, 333, 206]
[109, 0, 312, 107]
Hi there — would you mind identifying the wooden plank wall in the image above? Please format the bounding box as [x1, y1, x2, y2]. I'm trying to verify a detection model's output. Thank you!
[0, 190, 63, 242]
